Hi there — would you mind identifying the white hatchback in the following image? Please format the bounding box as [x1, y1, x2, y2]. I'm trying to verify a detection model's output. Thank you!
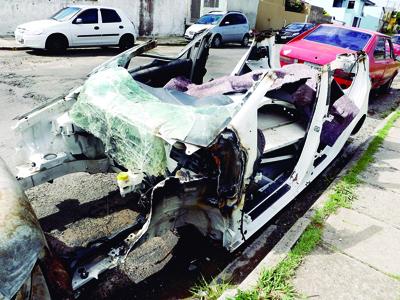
[15, 5, 137, 52]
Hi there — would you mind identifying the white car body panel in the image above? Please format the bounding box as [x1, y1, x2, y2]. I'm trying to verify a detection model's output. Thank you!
[15, 6, 136, 49]
[6, 32, 370, 293]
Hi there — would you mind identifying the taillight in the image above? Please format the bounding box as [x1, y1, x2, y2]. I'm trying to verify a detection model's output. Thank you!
[334, 69, 355, 81]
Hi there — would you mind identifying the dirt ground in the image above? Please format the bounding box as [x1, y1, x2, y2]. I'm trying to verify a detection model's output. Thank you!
[0, 44, 399, 299]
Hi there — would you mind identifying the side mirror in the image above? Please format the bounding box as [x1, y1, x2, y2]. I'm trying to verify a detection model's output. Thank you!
[75, 18, 83, 24]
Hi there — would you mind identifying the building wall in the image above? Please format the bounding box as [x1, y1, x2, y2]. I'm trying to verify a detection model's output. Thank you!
[0, 0, 188, 36]
[360, 6, 384, 31]
[227, 0, 259, 28]
[255, 0, 308, 31]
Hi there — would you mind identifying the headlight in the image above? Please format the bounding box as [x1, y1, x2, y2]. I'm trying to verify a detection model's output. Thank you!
[27, 28, 43, 35]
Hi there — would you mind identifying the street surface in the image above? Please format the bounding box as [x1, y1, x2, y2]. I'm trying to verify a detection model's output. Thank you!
[0, 43, 399, 299]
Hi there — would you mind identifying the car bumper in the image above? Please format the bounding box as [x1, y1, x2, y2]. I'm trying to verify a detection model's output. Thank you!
[15, 31, 46, 49]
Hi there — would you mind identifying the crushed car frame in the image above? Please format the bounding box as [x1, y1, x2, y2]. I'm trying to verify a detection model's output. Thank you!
[1, 31, 370, 299]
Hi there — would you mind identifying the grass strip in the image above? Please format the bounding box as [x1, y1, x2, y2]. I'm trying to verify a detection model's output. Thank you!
[233, 110, 400, 300]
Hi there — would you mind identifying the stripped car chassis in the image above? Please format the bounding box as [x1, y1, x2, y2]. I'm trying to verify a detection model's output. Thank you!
[5, 31, 370, 296]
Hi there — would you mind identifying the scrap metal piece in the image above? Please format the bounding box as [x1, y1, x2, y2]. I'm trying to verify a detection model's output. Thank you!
[0, 158, 46, 299]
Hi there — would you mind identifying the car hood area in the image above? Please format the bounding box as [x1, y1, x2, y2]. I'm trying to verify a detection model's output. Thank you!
[16, 19, 59, 31]
[186, 23, 214, 34]
[282, 39, 354, 65]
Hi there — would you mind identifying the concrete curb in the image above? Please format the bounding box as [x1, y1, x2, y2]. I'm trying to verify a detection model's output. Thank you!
[218, 110, 400, 300]
[0, 45, 30, 51]
[0, 38, 187, 51]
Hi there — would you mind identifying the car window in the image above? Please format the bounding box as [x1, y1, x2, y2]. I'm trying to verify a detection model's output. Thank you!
[286, 23, 305, 31]
[75, 8, 98, 24]
[101, 9, 122, 23]
[234, 14, 247, 24]
[392, 36, 400, 45]
[385, 39, 393, 59]
[221, 14, 235, 26]
[304, 26, 371, 51]
[196, 14, 223, 25]
[374, 37, 386, 60]
[51, 7, 81, 21]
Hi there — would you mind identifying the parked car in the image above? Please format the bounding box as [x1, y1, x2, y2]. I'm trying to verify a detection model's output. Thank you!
[391, 34, 400, 57]
[280, 24, 400, 91]
[2, 32, 370, 297]
[15, 5, 136, 52]
[184, 11, 250, 47]
[276, 22, 315, 43]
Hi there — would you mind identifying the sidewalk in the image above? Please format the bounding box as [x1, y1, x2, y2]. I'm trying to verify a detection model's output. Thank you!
[0, 35, 187, 50]
[292, 119, 400, 299]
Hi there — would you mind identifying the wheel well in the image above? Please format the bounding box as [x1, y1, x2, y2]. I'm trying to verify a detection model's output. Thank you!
[46, 33, 68, 48]
[120, 33, 135, 42]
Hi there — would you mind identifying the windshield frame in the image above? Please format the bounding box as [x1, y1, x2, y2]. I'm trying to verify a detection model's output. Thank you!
[303, 25, 372, 51]
[196, 14, 223, 25]
[50, 6, 81, 22]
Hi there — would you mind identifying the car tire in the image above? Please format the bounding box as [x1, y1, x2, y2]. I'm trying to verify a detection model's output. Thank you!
[45, 34, 68, 53]
[379, 75, 395, 94]
[212, 35, 222, 48]
[242, 34, 250, 47]
[119, 34, 135, 51]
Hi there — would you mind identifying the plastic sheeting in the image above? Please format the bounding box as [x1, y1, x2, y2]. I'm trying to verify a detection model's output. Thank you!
[70, 67, 241, 175]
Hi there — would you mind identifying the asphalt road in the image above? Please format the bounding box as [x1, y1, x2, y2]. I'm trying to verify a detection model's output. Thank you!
[0, 43, 399, 299]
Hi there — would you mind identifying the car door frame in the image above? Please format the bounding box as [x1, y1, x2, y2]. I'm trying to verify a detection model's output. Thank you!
[369, 35, 387, 88]
[99, 8, 123, 46]
[217, 14, 235, 42]
[382, 37, 397, 84]
[70, 8, 104, 46]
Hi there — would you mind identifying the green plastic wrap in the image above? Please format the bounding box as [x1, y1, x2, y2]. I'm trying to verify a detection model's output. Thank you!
[70, 67, 240, 175]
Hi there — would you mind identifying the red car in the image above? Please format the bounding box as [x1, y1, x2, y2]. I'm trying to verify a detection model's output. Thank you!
[280, 24, 400, 91]
[392, 35, 400, 57]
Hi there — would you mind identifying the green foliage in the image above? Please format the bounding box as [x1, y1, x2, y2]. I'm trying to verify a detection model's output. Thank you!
[190, 276, 232, 300]
[285, 0, 305, 13]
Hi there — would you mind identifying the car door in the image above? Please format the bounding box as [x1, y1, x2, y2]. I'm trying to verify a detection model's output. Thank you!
[100, 8, 123, 45]
[70, 8, 103, 46]
[382, 38, 398, 82]
[218, 14, 235, 42]
[369, 36, 386, 88]
[234, 14, 250, 41]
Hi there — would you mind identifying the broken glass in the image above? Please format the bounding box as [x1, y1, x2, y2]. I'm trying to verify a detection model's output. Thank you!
[70, 67, 241, 175]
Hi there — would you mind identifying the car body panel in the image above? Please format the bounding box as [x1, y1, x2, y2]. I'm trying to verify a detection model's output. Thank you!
[15, 6, 136, 49]
[4, 32, 370, 296]
[184, 11, 249, 44]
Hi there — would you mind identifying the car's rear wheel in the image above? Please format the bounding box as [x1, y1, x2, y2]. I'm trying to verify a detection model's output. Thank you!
[242, 34, 250, 47]
[119, 34, 135, 51]
[45, 34, 68, 53]
[379, 75, 395, 94]
[212, 34, 222, 48]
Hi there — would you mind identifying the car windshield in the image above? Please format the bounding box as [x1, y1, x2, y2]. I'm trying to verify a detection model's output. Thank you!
[304, 26, 371, 51]
[196, 14, 223, 25]
[392, 36, 400, 45]
[285, 23, 304, 31]
[51, 7, 81, 21]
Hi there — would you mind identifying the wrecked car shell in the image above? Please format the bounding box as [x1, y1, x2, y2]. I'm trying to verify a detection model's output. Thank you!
[4, 31, 370, 296]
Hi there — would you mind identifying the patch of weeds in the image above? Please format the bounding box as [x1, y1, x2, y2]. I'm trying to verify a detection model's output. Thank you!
[388, 273, 400, 281]
[233, 111, 400, 300]
[190, 276, 232, 300]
